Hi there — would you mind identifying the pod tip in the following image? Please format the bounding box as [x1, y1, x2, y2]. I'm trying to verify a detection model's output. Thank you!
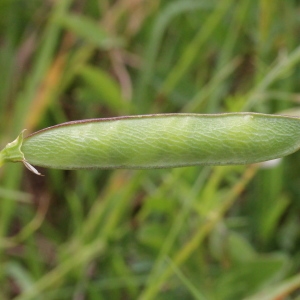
[23, 160, 43, 176]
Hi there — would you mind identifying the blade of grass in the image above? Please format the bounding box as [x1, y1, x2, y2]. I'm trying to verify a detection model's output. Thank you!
[165, 257, 208, 300]
[159, 0, 234, 99]
[138, 165, 257, 300]
[134, 0, 214, 112]
[14, 241, 105, 300]
[244, 44, 300, 110]
[245, 272, 300, 300]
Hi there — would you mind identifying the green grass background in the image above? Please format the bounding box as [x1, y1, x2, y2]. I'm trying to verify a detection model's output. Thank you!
[1, 0, 300, 299]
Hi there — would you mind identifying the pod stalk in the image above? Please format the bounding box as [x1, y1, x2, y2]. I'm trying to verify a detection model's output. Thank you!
[0, 130, 42, 176]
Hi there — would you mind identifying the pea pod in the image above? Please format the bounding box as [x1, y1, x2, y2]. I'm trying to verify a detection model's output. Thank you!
[1, 113, 300, 175]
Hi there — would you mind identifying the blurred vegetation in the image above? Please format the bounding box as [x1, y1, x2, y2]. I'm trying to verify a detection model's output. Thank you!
[1, 0, 300, 299]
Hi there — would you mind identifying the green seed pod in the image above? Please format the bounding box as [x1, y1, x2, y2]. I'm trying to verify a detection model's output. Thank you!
[1, 113, 300, 175]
